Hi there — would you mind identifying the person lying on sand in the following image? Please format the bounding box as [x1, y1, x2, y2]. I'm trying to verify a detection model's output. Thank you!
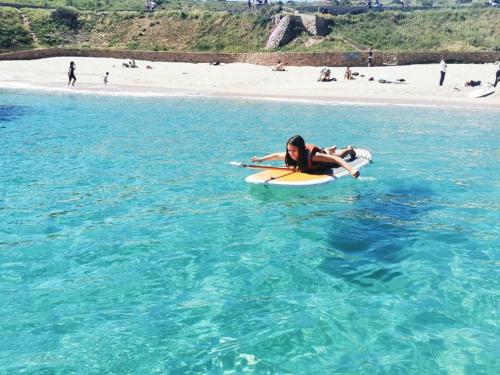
[378, 78, 406, 84]
[251, 135, 359, 178]
[465, 80, 481, 87]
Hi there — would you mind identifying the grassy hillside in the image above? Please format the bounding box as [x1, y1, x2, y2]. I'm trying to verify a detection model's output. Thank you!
[0, 0, 250, 11]
[17, 6, 275, 52]
[0, 0, 146, 11]
[285, 8, 500, 52]
[1, 6, 499, 52]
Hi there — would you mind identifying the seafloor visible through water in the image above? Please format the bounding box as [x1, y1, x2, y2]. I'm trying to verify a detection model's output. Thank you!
[1, 90, 499, 373]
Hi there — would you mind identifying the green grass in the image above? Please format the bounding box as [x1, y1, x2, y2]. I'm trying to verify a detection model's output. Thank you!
[0, 0, 145, 11]
[0, 0, 251, 11]
[330, 9, 500, 51]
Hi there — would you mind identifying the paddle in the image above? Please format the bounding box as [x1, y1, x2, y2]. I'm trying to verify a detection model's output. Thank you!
[229, 161, 292, 171]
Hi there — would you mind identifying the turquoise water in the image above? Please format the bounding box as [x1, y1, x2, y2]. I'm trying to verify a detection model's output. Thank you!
[0, 90, 499, 374]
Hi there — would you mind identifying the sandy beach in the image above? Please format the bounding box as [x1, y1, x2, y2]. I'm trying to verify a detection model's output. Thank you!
[0, 57, 498, 109]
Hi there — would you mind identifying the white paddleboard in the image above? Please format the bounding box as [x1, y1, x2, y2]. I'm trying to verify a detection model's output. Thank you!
[245, 148, 372, 187]
[468, 88, 495, 98]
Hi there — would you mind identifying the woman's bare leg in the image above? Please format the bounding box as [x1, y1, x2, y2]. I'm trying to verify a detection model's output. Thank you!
[324, 145, 337, 154]
[325, 145, 357, 159]
[334, 145, 356, 159]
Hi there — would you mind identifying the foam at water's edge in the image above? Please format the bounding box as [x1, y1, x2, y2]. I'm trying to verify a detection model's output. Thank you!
[1, 81, 499, 112]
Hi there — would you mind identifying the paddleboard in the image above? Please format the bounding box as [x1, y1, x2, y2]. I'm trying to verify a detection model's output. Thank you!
[245, 148, 372, 187]
[468, 88, 495, 98]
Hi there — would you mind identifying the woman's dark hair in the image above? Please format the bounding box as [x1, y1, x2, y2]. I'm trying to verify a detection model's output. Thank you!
[285, 135, 308, 171]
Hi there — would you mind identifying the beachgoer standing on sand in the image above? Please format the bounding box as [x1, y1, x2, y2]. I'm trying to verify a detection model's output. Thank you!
[368, 48, 374, 67]
[104, 72, 109, 85]
[493, 65, 500, 88]
[439, 58, 447, 86]
[344, 66, 352, 80]
[68, 61, 76, 86]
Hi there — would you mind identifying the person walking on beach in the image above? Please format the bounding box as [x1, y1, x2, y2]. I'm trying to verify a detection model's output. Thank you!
[104, 72, 109, 85]
[439, 58, 447, 86]
[368, 48, 374, 67]
[493, 65, 500, 88]
[68, 61, 76, 86]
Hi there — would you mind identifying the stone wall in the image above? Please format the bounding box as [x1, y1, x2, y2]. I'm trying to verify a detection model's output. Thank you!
[299, 15, 328, 37]
[265, 15, 294, 50]
[1, 48, 499, 67]
[265, 14, 329, 50]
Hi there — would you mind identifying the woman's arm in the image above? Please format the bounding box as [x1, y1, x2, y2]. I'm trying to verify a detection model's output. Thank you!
[312, 153, 360, 178]
[251, 152, 286, 163]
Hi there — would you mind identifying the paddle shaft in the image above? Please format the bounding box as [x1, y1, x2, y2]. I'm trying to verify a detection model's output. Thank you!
[239, 163, 293, 171]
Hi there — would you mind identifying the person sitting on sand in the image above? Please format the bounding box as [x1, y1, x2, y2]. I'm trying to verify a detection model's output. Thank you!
[272, 60, 286, 71]
[68, 61, 76, 86]
[317, 68, 336, 82]
[318, 68, 337, 82]
[130, 59, 137, 68]
[146, 65, 153, 69]
[251, 135, 360, 178]
[344, 66, 353, 80]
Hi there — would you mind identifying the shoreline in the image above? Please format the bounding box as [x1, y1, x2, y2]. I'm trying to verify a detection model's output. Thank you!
[2, 82, 499, 112]
[0, 57, 498, 110]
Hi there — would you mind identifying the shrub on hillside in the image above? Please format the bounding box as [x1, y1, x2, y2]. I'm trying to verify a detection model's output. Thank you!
[51, 6, 80, 30]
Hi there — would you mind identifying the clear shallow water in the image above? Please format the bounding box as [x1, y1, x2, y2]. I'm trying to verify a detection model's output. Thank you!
[0, 90, 499, 374]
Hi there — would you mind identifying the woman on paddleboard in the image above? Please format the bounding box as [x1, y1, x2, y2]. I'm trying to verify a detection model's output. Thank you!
[251, 135, 360, 178]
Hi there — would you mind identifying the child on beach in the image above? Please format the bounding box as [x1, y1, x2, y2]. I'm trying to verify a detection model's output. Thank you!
[68, 61, 76, 86]
[104, 72, 109, 85]
[251, 135, 360, 178]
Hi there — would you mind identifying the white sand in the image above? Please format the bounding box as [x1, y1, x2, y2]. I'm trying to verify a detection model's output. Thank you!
[0, 57, 498, 109]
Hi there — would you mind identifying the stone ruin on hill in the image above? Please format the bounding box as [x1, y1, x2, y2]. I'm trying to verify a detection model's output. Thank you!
[265, 14, 329, 49]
